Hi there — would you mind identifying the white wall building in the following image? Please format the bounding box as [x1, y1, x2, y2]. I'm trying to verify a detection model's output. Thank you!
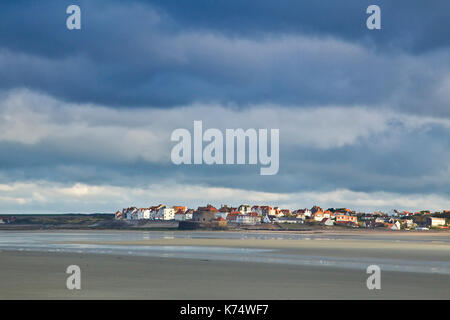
[157, 207, 175, 220]
[236, 214, 259, 225]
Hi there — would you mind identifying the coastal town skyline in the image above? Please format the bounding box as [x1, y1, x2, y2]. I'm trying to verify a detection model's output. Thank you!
[114, 203, 449, 230]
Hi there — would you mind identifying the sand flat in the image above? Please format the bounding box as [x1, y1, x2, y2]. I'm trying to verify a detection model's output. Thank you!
[1, 250, 449, 300]
[54, 237, 450, 262]
[1, 230, 449, 299]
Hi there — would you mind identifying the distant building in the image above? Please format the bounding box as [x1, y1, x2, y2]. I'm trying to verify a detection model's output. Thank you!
[173, 206, 187, 213]
[311, 206, 323, 214]
[336, 215, 357, 224]
[252, 206, 275, 216]
[426, 217, 446, 228]
[238, 204, 252, 215]
[236, 214, 259, 225]
[277, 217, 304, 224]
[293, 209, 312, 219]
[390, 221, 401, 230]
[193, 205, 218, 222]
[312, 211, 332, 222]
[156, 206, 175, 220]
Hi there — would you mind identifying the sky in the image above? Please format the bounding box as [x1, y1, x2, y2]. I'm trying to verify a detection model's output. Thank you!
[0, 0, 449, 213]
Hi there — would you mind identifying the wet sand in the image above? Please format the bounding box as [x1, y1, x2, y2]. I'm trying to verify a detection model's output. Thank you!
[1, 230, 449, 299]
[0, 250, 449, 300]
[57, 236, 450, 262]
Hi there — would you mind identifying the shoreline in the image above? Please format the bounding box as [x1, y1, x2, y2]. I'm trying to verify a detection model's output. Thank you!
[1, 226, 449, 235]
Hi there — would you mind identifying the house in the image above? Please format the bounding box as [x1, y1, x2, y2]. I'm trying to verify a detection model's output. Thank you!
[149, 204, 165, 219]
[175, 209, 193, 221]
[124, 207, 138, 220]
[173, 206, 188, 221]
[336, 214, 358, 224]
[375, 217, 389, 224]
[138, 208, 151, 219]
[217, 205, 233, 219]
[253, 206, 275, 216]
[185, 209, 194, 220]
[156, 205, 175, 220]
[174, 210, 187, 221]
[426, 217, 446, 228]
[311, 206, 323, 214]
[226, 211, 240, 223]
[277, 217, 304, 224]
[142, 208, 152, 219]
[293, 209, 312, 219]
[312, 211, 332, 222]
[236, 214, 260, 225]
[238, 204, 252, 215]
[400, 219, 415, 229]
[390, 221, 401, 230]
[173, 206, 187, 213]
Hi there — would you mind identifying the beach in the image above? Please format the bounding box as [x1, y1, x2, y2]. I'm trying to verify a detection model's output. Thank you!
[0, 230, 449, 299]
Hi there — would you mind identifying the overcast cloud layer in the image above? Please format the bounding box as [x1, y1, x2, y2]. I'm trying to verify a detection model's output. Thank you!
[0, 1, 449, 213]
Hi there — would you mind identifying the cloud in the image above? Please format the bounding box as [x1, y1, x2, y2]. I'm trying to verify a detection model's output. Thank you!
[0, 89, 449, 200]
[1, 180, 449, 214]
[2, 88, 449, 163]
[0, 1, 449, 115]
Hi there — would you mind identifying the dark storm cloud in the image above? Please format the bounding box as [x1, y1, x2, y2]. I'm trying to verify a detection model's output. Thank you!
[0, 118, 449, 197]
[145, 0, 450, 53]
[0, 0, 449, 112]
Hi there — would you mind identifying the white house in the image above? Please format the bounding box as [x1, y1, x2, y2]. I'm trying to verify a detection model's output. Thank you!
[277, 217, 304, 224]
[185, 210, 194, 220]
[156, 206, 175, 220]
[390, 220, 401, 230]
[142, 209, 151, 219]
[174, 212, 187, 221]
[125, 207, 138, 220]
[312, 211, 331, 222]
[426, 217, 446, 227]
[294, 209, 312, 219]
[236, 214, 259, 225]
[238, 204, 252, 215]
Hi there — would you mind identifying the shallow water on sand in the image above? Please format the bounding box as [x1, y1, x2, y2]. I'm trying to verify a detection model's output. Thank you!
[0, 231, 449, 275]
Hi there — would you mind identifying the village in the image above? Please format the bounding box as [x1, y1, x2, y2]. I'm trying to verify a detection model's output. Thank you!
[115, 204, 450, 231]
